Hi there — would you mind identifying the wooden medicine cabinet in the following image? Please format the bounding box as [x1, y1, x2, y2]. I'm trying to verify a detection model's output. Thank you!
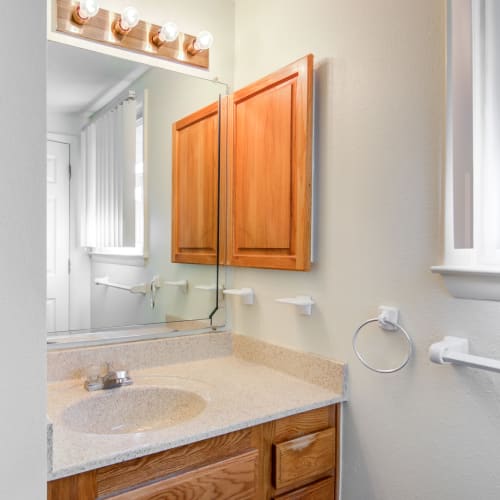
[172, 54, 313, 271]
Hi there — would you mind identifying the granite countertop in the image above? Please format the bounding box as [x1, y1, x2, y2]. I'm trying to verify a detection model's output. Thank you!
[47, 333, 347, 481]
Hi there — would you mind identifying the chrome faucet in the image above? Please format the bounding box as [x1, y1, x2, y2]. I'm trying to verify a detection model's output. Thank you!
[84, 363, 133, 391]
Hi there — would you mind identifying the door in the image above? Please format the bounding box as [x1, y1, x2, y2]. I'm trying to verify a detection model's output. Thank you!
[227, 55, 314, 271]
[46, 140, 70, 332]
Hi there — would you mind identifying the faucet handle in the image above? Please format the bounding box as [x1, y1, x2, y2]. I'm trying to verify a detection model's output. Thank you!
[86, 364, 101, 383]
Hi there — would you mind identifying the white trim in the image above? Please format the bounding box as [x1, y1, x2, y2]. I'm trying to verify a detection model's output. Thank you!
[47, 325, 223, 350]
[90, 253, 146, 267]
[432, 265, 500, 301]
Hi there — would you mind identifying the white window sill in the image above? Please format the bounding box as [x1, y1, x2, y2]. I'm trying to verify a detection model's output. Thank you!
[89, 251, 147, 267]
[431, 265, 500, 301]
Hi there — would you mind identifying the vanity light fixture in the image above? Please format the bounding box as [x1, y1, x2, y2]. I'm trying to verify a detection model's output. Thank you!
[151, 21, 179, 47]
[187, 31, 214, 55]
[72, 0, 99, 25]
[57, 0, 210, 69]
[114, 6, 140, 35]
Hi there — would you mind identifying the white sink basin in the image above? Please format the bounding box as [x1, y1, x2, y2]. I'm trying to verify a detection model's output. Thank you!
[61, 386, 206, 434]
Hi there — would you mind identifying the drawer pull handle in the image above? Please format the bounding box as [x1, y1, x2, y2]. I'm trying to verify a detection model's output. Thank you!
[288, 434, 315, 451]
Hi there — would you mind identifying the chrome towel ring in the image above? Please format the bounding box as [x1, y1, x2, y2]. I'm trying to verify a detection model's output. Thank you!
[352, 307, 413, 374]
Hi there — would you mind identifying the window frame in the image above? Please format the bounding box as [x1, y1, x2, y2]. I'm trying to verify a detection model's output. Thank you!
[433, 0, 500, 300]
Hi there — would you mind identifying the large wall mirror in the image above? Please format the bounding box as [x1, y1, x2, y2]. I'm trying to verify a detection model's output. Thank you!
[47, 41, 226, 343]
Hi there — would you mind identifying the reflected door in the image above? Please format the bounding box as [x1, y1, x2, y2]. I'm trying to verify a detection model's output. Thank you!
[47, 140, 70, 332]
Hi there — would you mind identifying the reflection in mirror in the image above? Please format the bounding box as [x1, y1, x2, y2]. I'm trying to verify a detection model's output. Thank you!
[46, 41, 226, 341]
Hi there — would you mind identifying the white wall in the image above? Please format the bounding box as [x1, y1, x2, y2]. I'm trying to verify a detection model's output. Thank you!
[47, 0, 234, 85]
[232, 1, 500, 499]
[0, 1, 46, 499]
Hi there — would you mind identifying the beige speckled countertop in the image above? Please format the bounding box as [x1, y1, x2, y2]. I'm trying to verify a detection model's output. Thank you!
[47, 333, 347, 481]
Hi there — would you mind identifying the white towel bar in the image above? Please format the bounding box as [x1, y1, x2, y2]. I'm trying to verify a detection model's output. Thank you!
[94, 276, 147, 295]
[429, 336, 500, 374]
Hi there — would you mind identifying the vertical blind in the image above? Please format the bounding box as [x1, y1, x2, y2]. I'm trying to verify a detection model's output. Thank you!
[81, 96, 137, 249]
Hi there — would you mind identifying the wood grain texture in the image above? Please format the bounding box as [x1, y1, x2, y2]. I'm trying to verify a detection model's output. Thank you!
[252, 420, 277, 500]
[47, 470, 97, 500]
[172, 102, 219, 265]
[227, 54, 313, 271]
[107, 449, 259, 500]
[274, 406, 333, 443]
[97, 427, 254, 496]
[56, 0, 209, 69]
[273, 428, 335, 491]
[273, 477, 335, 500]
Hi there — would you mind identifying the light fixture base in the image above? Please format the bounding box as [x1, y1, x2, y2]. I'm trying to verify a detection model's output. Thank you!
[72, 7, 88, 25]
[112, 19, 131, 36]
[56, 0, 210, 70]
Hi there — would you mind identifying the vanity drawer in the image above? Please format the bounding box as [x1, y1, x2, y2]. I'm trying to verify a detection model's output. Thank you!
[273, 428, 335, 490]
[96, 427, 254, 497]
[274, 477, 335, 500]
[107, 449, 259, 500]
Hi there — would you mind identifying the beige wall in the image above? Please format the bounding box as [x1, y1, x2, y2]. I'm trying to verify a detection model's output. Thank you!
[0, 1, 46, 498]
[232, 1, 500, 498]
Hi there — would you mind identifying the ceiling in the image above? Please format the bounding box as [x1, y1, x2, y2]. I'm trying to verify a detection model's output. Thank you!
[47, 41, 148, 114]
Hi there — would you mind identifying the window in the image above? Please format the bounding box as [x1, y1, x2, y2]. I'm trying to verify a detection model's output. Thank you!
[81, 90, 147, 259]
[433, 0, 500, 299]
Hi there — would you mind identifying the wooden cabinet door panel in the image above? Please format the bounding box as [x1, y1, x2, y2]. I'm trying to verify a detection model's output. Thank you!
[47, 470, 96, 500]
[107, 449, 259, 500]
[172, 102, 219, 264]
[227, 55, 313, 270]
[96, 427, 254, 497]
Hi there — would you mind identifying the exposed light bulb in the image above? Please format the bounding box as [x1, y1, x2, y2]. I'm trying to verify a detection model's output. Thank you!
[194, 31, 213, 51]
[159, 22, 179, 43]
[72, 0, 99, 25]
[119, 6, 140, 31]
[152, 21, 179, 47]
[187, 30, 213, 55]
[79, 0, 99, 19]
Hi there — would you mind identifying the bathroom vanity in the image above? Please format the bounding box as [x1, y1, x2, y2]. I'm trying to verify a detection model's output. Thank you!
[46, 333, 346, 499]
[48, 405, 339, 499]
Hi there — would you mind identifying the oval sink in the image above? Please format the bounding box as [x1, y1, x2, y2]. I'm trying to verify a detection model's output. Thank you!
[61, 386, 206, 434]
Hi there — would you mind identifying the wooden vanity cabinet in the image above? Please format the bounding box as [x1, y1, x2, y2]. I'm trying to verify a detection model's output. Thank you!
[47, 404, 339, 500]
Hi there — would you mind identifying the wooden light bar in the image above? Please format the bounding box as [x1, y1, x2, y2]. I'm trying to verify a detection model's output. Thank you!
[56, 0, 209, 70]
